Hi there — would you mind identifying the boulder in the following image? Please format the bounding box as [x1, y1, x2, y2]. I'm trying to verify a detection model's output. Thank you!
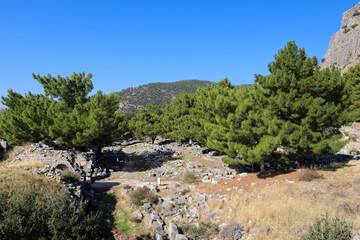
[134, 210, 143, 220]
[168, 223, 179, 240]
[175, 234, 188, 240]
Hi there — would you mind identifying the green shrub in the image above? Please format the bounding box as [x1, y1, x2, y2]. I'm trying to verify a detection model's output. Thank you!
[352, 24, 358, 29]
[182, 172, 198, 184]
[123, 185, 132, 190]
[0, 186, 101, 240]
[301, 213, 352, 240]
[182, 222, 219, 239]
[129, 187, 158, 206]
[62, 170, 81, 183]
[344, 28, 350, 34]
[180, 189, 190, 195]
[353, 10, 360, 16]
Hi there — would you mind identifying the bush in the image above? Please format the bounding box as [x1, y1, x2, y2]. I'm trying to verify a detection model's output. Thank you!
[180, 189, 190, 195]
[62, 170, 81, 183]
[129, 187, 158, 206]
[352, 24, 358, 29]
[298, 168, 323, 182]
[182, 172, 198, 184]
[123, 184, 132, 190]
[353, 10, 360, 16]
[219, 223, 244, 239]
[301, 213, 352, 240]
[0, 186, 101, 240]
[182, 222, 219, 239]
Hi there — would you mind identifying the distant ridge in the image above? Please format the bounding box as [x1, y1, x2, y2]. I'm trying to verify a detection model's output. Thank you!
[115, 80, 213, 113]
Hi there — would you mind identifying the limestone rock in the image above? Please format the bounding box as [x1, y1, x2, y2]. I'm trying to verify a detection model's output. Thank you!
[175, 234, 188, 240]
[321, 3, 360, 72]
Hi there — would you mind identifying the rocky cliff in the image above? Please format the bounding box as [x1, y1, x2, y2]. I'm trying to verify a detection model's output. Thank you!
[321, 2, 360, 72]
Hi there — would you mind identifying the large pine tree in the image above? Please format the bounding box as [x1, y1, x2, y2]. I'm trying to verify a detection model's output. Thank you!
[255, 41, 351, 165]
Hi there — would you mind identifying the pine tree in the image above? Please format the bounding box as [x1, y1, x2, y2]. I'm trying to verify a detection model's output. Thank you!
[49, 91, 121, 148]
[190, 78, 236, 146]
[32, 72, 93, 108]
[162, 92, 201, 142]
[343, 63, 360, 120]
[255, 41, 350, 166]
[0, 72, 122, 148]
[0, 90, 53, 146]
[129, 104, 163, 144]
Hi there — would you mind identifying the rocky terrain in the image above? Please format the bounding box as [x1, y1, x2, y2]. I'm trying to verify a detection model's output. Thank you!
[321, 2, 360, 71]
[5, 131, 360, 239]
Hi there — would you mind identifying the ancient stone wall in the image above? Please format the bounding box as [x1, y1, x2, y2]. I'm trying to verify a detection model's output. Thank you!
[11, 141, 94, 175]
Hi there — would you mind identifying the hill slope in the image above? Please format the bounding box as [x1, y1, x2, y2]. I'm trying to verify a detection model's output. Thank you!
[115, 80, 213, 113]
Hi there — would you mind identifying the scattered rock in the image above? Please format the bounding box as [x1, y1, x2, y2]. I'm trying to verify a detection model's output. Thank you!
[171, 183, 180, 189]
[175, 197, 187, 205]
[135, 210, 143, 220]
[168, 223, 179, 240]
[169, 189, 177, 195]
[175, 234, 188, 240]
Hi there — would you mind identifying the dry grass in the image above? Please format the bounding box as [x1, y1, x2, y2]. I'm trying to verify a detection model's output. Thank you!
[1, 142, 33, 166]
[0, 166, 61, 195]
[7, 160, 45, 170]
[200, 161, 360, 240]
[297, 168, 323, 181]
[182, 171, 198, 184]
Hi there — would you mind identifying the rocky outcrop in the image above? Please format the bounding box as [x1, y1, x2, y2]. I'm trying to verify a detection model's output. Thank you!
[321, 3, 360, 72]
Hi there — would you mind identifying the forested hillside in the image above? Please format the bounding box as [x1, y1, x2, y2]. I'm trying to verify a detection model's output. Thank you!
[115, 80, 212, 113]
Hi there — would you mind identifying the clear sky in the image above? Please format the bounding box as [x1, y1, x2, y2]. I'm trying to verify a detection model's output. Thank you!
[0, 0, 358, 107]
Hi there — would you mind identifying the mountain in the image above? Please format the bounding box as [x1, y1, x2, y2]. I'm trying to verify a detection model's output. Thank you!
[321, 2, 360, 72]
[115, 80, 213, 113]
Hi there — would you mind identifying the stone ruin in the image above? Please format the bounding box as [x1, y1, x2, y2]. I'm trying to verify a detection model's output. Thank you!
[10, 140, 97, 199]
[11, 140, 95, 179]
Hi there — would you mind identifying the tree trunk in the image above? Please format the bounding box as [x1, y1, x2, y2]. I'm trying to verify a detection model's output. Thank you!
[298, 153, 305, 167]
[151, 136, 156, 144]
[260, 163, 265, 173]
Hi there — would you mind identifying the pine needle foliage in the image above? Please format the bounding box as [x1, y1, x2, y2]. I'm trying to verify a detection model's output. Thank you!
[255, 41, 351, 165]
[0, 72, 126, 148]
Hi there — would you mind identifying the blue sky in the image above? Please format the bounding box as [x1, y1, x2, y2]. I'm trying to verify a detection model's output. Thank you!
[0, 0, 358, 107]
